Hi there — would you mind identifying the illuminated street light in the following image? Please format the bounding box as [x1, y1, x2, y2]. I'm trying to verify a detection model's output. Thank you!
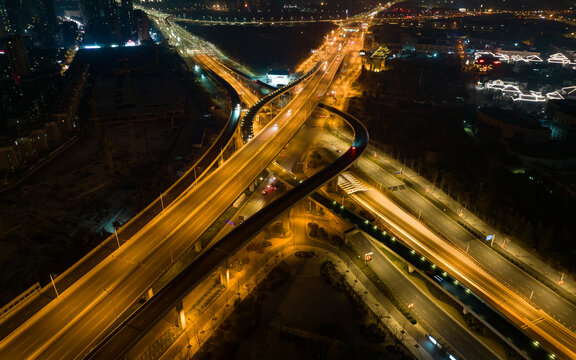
[50, 274, 59, 299]
[114, 227, 120, 249]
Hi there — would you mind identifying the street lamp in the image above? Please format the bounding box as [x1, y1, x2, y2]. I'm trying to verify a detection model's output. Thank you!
[113, 227, 120, 249]
[50, 274, 59, 299]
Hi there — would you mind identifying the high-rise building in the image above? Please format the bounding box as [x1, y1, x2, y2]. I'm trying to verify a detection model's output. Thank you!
[1, 0, 58, 45]
[37, 0, 58, 33]
[59, 20, 79, 47]
[4, 34, 30, 81]
[119, 0, 134, 41]
[29, 0, 58, 46]
[0, 0, 11, 35]
[133, 9, 150, 42]
[77, 0, 120, 43]
[3, 0, 32, 34]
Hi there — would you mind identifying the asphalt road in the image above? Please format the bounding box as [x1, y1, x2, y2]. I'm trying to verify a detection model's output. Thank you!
[349, 231, 501, 360]
[0, 27, 346, 360]
[269, 38, 502, 357]
[85, 54, 369, 360]
[272, 107, 501, 360]
[349, 189, 576, 358]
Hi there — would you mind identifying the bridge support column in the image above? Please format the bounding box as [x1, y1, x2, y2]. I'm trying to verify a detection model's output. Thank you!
[176, 301, 186, 329]
[219, 265, 230, 287]
[308, 200, 316, 213]
[327, 177, 338, 193]
[195, 241, 202, 253]
[343, 229, 359, 245]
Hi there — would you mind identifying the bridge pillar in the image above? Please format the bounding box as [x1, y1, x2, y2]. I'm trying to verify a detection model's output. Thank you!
[219, 265, 230, 287]
[195, 241, 202, 253]
[343, 229, 359, 244]
[327, 177, 338, 193]
[308, 200, 316, 213]
[176, 300, 186, 329]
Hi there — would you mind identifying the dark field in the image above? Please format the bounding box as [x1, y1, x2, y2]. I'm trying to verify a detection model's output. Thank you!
[182, 23, 336, 74]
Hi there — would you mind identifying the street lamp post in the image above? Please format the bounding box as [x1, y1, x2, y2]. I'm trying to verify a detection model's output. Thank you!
[50, 274, 59, 299]
[114, 227, 120, 249]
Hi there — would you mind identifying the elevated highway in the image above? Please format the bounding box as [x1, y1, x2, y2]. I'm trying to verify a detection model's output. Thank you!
[0, 14, 348, 360]
[85, 88, 369, 360]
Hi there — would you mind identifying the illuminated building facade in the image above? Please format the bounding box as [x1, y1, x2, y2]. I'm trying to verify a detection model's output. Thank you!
[3, 34, 29, 82]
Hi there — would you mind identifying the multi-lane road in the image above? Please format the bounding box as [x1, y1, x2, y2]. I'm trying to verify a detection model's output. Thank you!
[167, 17, 576, 358]
[268, 109, 501, 360]
[171, 16, 576, 358]
[0, 17, 348, 360]
[3, 6, 575, 360]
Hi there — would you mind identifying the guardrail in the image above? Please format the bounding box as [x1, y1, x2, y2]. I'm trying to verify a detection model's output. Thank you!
[0, 283, 40, 321]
